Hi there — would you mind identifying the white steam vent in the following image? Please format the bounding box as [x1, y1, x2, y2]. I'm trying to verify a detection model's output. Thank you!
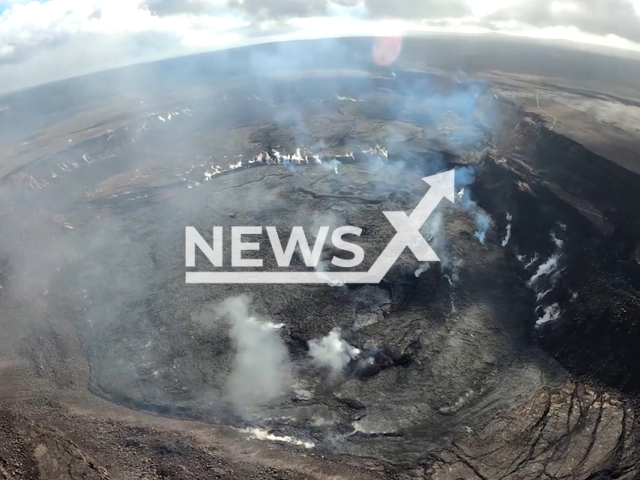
[308, 328, 360, 373]
[214, 296, 292, 409]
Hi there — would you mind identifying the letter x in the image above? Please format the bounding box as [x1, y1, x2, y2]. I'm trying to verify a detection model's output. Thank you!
[367, 171, 454, 280]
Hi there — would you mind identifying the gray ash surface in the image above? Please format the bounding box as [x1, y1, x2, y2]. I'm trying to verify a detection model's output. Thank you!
[1, 36, 640, 479]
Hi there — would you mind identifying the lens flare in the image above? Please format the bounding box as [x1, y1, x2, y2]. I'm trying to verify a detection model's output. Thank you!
[372, 36, 403, 67]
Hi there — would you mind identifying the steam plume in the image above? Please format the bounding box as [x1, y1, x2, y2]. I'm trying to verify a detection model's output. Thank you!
[214, 295, 292, 410]
[455, 166, 493, 244]
[308, 328, 360, 373]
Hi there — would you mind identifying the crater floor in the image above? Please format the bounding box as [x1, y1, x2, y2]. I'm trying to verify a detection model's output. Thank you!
[2, 37, 640, 479]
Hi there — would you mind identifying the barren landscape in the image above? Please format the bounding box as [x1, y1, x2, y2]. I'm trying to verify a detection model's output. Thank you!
[1, 36, 640, 479]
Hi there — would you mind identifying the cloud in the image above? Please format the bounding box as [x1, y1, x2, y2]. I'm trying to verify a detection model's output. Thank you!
[144, 0, 207, 16]
[365, 0, 472, 19]
[225, 0, 471, 21]
[0, 0, 245, 64]
[0, 0, 248, 91]
[0, 1, 157, 64]
[225, 0, 472, 21]
[144, 0, 231, 16]
[227, 0, 331, 20]
[483, 0, 640, 43]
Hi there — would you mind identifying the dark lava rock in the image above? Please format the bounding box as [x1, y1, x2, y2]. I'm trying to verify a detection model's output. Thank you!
[2, 41, 640, 477]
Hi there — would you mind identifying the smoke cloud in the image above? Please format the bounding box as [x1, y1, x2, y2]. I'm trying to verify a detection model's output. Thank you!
[473, 212, 491, 244]
[455, 166, 493, 244]
[308, 328, 360, 373]
[214, 295, 293, 410]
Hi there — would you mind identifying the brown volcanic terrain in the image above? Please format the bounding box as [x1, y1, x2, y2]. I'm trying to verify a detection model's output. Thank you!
[1, 36, 640, 479]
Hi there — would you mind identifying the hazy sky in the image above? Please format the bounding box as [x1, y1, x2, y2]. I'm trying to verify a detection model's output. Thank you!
[2, 0, 640, 92]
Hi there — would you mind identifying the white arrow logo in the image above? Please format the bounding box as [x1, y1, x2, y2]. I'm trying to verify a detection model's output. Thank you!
[186, 169, 455, 284]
